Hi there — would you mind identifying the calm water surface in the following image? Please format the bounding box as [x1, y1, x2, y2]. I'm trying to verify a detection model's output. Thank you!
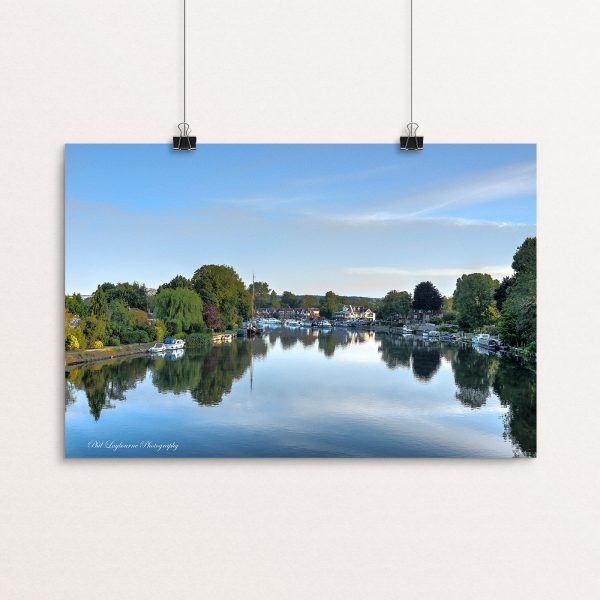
[65, 329, 536, 457]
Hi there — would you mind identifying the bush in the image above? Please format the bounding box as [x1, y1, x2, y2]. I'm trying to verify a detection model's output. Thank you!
[66, 334, 80, 351]
[442, 311, 456, 323]
[185, 332, 212, 348]
[131, 330, 150, 343]
[107, 336, 120, 347]
[92, 340, 104, 349]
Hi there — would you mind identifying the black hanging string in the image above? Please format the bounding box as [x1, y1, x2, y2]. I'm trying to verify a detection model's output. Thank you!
[183, 0, 186, 126]
[400, 0, 423, 150]
[173, 0, 196, 149]
[410, 0, 413, 125]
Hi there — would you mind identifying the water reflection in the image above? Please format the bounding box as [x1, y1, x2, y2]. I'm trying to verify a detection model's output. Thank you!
[65, 329, 536, 456]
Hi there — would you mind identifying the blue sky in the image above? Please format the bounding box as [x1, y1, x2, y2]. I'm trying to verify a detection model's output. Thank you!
[65, 143, 535, 297]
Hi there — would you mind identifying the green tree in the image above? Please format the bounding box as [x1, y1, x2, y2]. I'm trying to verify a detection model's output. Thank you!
[493, 276, 514, 311]
[498, 237, 536, 348]
[270, 290, 281, 309]
[412, 281, 443, 311]
[453, 273, 498, 331]
[65, 293, 87, 318]
[378, 290, 412, 322]
[154, 288, 204, 333]
[82, 315, 108, 346]
[100, 281, 148, 310]
[159, 274, 193, 291]
[191, 265, 251, 329]
[89, 285, 108, 319]
[319, 291, 341, 318]
[281, 291, 298, 308]
[300, 295, 317, 309]
[248, 281, 271, 308]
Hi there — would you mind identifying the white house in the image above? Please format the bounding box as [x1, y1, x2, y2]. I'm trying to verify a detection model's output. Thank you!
[334, 305, 376, 321]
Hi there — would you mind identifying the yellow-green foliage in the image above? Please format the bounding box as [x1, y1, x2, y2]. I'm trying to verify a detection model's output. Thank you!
[93, 340, 104, 349]
[129, 308, 149, 326]
[66, 334, 80, 351]
[155, 319, 167, 342]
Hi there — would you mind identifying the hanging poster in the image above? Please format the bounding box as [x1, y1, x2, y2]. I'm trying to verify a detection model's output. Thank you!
[65, 144, 536, 457]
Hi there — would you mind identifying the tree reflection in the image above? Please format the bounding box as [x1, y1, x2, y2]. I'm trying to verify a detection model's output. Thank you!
[411, 344, 442, 382]
[378, 336, 412, 369]
[451, 347, 497, 408]
[66, 357, 151, 420]
[493, 360, 536, 457]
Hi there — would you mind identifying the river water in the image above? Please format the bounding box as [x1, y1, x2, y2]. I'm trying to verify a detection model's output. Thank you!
[65, 329, 536, 458]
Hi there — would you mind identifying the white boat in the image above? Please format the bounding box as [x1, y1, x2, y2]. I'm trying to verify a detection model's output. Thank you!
[284, 319, 301, 328]
[148, 343, 166, 353]
[402, 325, 413, 334]
[428, 331, 440, 340]
[320, 319, 332, 328]
[472, 333, 491, 346]
[257, 317, 281, 328]
[175, 338, 185, 349]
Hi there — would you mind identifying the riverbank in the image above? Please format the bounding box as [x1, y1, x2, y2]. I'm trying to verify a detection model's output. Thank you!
[65, 342, 154, 367]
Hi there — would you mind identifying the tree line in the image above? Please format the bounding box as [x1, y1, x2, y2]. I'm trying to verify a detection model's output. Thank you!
[65, 237, 535, 351]
[375, 237, 536, 350]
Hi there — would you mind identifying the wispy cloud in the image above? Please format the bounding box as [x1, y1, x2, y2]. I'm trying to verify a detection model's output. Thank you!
[345, 265, 514, 278]
[315, 160, 535, 226]
[338, 214, 530, 228]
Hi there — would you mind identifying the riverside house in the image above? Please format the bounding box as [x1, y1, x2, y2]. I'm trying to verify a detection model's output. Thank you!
[334, 305, 376, 322]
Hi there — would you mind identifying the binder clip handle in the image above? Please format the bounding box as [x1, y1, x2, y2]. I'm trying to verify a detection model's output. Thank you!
[400, 121, 424, 151]
[173, 122, 197, 150]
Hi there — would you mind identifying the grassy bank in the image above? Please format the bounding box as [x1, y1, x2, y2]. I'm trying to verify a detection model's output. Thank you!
[65, 342, 154, 367]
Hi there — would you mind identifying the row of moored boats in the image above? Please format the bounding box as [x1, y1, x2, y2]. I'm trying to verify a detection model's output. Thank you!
[148, 336, 186, 353]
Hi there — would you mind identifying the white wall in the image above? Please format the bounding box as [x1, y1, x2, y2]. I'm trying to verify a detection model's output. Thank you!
[1, 1, 599, 598]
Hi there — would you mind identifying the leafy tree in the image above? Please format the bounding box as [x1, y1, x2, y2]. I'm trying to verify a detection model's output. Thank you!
[498, 237, 536, 347]
[154, 319, 167, 342]
[192, 265, 251, 329]
[154, 288, 204, 333]
[65, 293, 87, 318]
[494, 276, 514, 311]
[300, 295, 317, 309]
[270, 290, 281, 308]
[89, 286, 108, 319]
[281, 291, 298, 308]
[109, 299, 135, 328]
[82, 315, 108, 346]
[512, 237, 536, 275]
[248, 281, 270, 308]
[378, 290, 412, 322]
[159, 274, 193, 291]
[319, 291, 341, 318]
[100, 281, 148, 310]
[452, 273, 498, 331]
[202, 304, 221, 331]
[412, 281, 443, 311]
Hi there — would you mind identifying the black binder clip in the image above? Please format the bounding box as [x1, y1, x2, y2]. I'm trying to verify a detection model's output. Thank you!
[400, 122, 423, 151]
[173, 122, 196, 150]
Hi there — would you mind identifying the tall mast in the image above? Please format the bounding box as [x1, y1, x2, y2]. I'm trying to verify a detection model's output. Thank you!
[252, 272, 256, 318]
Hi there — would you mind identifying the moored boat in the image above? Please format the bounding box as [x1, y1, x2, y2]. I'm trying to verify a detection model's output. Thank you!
[472, 333, 491, 346]
[148, 343, 166, 353]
